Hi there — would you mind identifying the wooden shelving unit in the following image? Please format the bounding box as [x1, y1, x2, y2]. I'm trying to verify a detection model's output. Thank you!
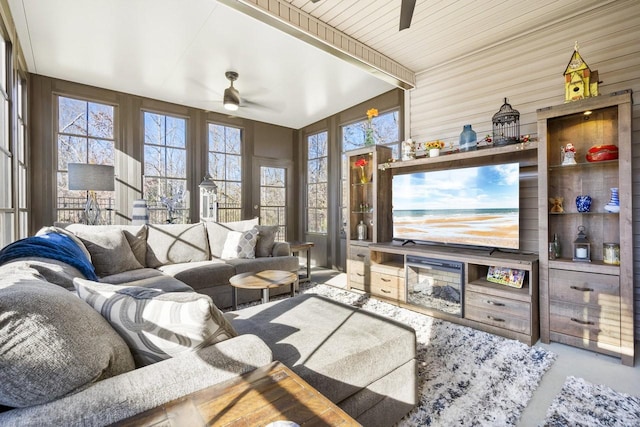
[345, 145, 392, 291]
[537, 90, 634, 365]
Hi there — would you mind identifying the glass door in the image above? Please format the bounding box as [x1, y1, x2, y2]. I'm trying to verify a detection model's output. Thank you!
[259, 165, 287, 241]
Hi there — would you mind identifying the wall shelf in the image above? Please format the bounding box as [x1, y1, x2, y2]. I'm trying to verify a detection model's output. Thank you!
[379, 140, 538, 172]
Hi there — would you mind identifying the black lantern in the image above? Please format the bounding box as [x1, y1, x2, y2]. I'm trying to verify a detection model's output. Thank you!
[492, 98, 520, 146]
[572, 225, 591, 262]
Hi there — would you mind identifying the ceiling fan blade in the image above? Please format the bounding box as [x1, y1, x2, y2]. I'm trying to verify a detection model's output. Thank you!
[399, 0, 416, 31]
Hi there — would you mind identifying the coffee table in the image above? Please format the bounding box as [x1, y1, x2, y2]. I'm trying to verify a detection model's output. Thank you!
[230, 270, 298, 310]
[114, 361, 360, 426]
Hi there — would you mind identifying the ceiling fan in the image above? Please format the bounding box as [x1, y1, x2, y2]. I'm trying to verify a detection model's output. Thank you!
[310, 0, 416, 31]
[223, 71, 240, 111]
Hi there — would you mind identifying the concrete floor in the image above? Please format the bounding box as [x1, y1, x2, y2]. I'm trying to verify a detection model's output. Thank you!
[308, 267, 640, 425]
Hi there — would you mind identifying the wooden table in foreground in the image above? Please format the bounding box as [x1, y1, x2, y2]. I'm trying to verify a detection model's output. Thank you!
[230, 270, 298, 310]
[115, 361, 360, 427]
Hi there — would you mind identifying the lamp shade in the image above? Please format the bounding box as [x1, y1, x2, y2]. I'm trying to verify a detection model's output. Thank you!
[68, 163, 115, 191]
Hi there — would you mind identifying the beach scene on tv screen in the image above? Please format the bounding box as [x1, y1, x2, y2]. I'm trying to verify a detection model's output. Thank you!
[392, 163, 520, 249]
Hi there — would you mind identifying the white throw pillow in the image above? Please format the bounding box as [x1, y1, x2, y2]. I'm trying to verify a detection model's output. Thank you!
[221, 228, 258, 259]
[74, 278, 237, 367]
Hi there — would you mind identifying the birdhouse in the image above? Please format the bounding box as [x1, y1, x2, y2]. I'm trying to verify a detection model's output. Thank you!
[572, 225, 591, 262]
[564, 41, 599, 102]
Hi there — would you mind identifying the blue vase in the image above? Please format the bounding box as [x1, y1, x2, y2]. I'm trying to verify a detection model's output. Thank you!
[459, 124, 477, 151]
[604, 187, 620, 213]
[576, 195, 592, 212]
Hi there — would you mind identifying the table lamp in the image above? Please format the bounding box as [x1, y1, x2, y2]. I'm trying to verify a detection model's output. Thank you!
[68, 163, 115, 225]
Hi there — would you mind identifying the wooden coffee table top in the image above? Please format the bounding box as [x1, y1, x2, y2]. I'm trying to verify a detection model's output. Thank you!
[230, 270, 298, 291]
[115, 361, 360, 426]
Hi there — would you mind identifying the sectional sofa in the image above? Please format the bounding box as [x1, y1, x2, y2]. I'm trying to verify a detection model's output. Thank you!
[0, 220, 418, 426]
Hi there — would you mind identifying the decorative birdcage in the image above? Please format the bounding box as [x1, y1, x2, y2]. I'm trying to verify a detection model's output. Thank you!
[492, 98, 520, 146]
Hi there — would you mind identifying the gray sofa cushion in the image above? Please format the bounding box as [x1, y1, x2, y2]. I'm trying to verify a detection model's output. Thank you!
[158, 260, 236, 292]
[75, 278, 238, 367]
[226, 255, 299, 274]
[0, 276, 135, 408]
[0, 257, 85, 290]
[99, 267, 166, 284]
[146, 223, 210, 267]
[228, 294, 417, 405]
[0, 334, 273, 427]
[75, 229, 143, 277]
[205, 218, 259, 259]
[221, 228, 259, 259]
[59, 224, 147, 265]
[254, 225, 279, 257]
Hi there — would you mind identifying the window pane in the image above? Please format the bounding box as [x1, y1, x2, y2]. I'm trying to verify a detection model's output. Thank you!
[88, 102, 114, 139]
[59, 97, 88, 135]
[0, 155, 11, 207]
[225, 155, 241, 181]
[225, 128, 242, 154]
[144, 112, 165, 145]
[166, 116, 186, 147]
[88, 139, 114, 165]
[166, 147, 186, 178]
[144, 145, 165, 176]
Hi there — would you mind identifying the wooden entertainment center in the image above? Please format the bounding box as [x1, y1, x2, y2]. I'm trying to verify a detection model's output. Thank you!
[346, 140, 541, 346]
[346, 91, 634, 365]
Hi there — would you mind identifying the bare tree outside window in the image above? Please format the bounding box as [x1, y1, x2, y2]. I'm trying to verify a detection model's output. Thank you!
[307, 131, 328, 234]
[143, 112, 188, 223]
[340, 109, 400, 236]
[208, 123, 242, 222]
[56, 96, 115, 224]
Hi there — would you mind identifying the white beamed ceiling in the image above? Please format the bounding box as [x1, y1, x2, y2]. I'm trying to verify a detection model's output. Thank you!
[8, 0, 612, 129]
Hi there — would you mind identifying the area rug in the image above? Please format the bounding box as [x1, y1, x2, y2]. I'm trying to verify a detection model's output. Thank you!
[293, 283, 557, 426]
[542, 376, 640, 427]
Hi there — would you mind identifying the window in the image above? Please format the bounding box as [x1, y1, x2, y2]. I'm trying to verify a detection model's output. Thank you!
[340, 108, 400, 235]
[260, 166, 287, 241]
[0, 37, 11, 246]
[144, 111, 188, 223]
[17, 75, 27, 238]
[307, 131, 328, 234]
[56, 96, 115, 223]
[342, 109, 400, 156]
[207, 123, 242, 222]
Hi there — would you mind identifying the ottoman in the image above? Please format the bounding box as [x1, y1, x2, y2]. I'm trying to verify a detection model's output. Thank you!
[226, 294, 417, 426]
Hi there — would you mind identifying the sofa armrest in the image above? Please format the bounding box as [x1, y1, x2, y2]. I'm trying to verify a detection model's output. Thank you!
[0, 334, 272, 427]
[271, 241, 291, 257]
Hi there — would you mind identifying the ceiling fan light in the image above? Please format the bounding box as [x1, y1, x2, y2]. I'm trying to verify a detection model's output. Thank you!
[223, 87, 239, 111]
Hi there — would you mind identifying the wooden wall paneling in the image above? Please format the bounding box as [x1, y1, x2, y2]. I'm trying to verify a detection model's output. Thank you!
[409, 1, 640, 341]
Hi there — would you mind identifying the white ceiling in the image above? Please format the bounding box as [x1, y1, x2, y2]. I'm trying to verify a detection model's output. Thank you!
[8, 0, 610, 129]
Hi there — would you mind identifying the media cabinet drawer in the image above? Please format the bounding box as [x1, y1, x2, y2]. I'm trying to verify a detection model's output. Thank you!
[549, 269, 619, 308]
[370, 271, 405, 301]
[550, 300, 620, 347]
[348, 246, 370, 264]
[465, 292, 530, 334]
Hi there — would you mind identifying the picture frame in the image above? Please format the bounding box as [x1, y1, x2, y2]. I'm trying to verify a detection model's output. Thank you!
[486, 266, 526, 289]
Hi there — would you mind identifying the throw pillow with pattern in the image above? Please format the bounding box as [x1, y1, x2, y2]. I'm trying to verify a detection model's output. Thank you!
[74, 278, 238, 367]
[221, 228, 259, 259]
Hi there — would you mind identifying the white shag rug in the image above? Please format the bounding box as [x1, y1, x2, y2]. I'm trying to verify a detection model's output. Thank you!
[292, 283, 557, 426]
[543, 376, 640, 427]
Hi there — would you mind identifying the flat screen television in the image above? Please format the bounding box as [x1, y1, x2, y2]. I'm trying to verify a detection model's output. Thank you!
[392, 162, 520, 250]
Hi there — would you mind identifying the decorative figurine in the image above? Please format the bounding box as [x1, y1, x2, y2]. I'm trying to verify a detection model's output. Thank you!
[549, 197, 564, 213]
[561, 143, 577, 165]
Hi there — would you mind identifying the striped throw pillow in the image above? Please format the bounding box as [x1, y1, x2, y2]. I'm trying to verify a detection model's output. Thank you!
[74, 278, 238, 367]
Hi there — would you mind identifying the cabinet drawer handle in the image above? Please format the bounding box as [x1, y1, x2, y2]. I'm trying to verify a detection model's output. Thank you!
[487, 315, 505, 322]
[356, 272, 365, 277]
[356, 254, 365, 258]
[486, 300, 505, 307]
[380, 288, 391, 294]
[570, 285, 594, 292]
[570, 317, 595, 326]
[381, 277, 391, 282]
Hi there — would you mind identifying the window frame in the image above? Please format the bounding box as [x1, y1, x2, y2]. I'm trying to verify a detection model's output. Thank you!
[306, 130, 328, 235]
[206, 121, 243, 223]
[142, 110, 189, 224]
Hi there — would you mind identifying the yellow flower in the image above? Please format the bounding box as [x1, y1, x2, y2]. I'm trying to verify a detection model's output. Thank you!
[425, 140, 444, 149]
[366, 108, 379, 121]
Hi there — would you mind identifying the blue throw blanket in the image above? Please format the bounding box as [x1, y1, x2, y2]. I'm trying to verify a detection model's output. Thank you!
[0, 232, 98, 281]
